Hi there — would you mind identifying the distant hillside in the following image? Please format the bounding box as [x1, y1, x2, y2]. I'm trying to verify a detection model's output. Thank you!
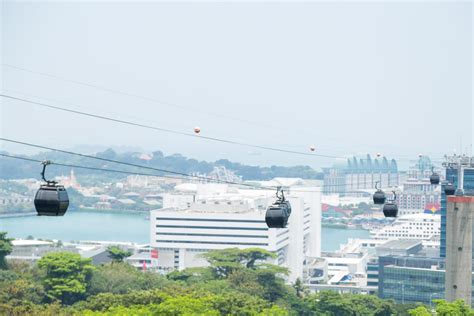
[0, 149, 323, 181]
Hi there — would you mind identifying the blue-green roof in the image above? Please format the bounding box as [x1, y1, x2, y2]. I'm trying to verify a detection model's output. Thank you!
[331, 154, 398, 173]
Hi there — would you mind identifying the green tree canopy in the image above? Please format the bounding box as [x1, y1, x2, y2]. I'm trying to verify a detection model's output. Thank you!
[306, 291, 396, 316]
[0, 232, 13, 270]
[434, 299, 474, 316]
[0, 245, 442, 315]
[202, 247, 278, 278]
[106, 246, 132, 263]
[89, 262, 169, 295]
[408, 306, 433, 316]
[408, 299, 474, 315]
[37, 252, 94, 305]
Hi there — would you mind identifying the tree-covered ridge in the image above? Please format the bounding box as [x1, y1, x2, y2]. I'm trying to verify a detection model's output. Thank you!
[0, 148, 323, 181]
[0, 233, 471, 315]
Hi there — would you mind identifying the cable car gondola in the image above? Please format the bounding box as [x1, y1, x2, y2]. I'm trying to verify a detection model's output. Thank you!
[265, 188, 291, 228]
[34, 161, 69, 216]
[444, 183, 456, 196]
[429, 167, 440, 185]
[383, 202, 398, 218]
[382, 191, 398, 218]
[373, 181, 386, 205]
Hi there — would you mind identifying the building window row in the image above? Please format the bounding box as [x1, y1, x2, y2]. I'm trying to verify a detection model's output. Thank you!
[155, 217, 265, 224]
[156, 225, 268, 231]
[155, 240, 269, 246]
[276, 236, 290, 245]
[156, 232, 268, 239]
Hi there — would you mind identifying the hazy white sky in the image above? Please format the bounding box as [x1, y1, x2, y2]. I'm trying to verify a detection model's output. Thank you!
[1, 1, 472, 168]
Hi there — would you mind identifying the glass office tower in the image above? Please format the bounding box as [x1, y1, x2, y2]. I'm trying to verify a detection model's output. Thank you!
[440, 168, 474, 258]
[378, 255, 474, 305]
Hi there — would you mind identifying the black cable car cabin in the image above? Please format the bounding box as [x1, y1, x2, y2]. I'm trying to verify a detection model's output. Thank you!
[34, 161, 69, 216]
[265, 203, 290, 228]
[265, 188, 291, 228]
[382, 190, 398, 218]
[373, 190, 386, 205]
[444, 183, 456, 196]
[430, 173, 440, 185]
[383, 203, 398, 218]
[430, 168, 440, 185]
[373, 182, 386, 205]
[35, 184, 69, 216]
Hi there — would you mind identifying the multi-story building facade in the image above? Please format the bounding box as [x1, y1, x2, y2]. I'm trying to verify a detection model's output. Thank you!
[377, 254, 474, 306]
[397, 184, 440, 211]
[366, 258, 379, 294]
[378, 256, 446, 305]
[398, 156, 441, 213]
[149, 182, 321, 283]
[367, 240, 423, 295]
[323, 155, 399, 195]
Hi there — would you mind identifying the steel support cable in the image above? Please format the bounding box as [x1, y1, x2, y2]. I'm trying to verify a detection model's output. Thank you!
[3, 63, 411, 154]
[1, 94, 344, 159]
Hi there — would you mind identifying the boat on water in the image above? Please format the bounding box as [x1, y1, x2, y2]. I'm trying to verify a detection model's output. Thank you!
[370, 213, 440, 240]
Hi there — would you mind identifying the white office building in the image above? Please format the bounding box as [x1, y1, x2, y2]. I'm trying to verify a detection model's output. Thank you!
[149, 181, 321, 282]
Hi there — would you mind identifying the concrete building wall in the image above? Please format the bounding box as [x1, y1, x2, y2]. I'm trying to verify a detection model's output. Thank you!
[162, 193, 195, 209]
[287, 197, 304, 283]
[445, 196, 474, 305]
[292, 187, 321, 257]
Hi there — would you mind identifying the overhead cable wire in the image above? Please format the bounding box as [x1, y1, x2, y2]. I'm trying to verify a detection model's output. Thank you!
[1, 64, 282, 130]
[0, 64, 393, 151]
[2, 93, 445, 164]
[0, 94, 342, 159]
[2, 64, 449, 160]
[1, 67, 373, 154]
[4, 87, 390, 158]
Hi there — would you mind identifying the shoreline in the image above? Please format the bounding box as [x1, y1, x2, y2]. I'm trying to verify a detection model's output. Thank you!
[0, 212, 37, 218]
[0, 212, 370, 252]
[322, 222, 371, 231]
[0, 208, 149, 218]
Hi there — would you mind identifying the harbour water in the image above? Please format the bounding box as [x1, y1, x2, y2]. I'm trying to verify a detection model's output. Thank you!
[0, 210, 370, 252]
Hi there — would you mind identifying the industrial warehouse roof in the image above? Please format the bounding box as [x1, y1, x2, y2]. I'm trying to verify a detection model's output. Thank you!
[326, 154, 398, 173]
[175, 183, 198, 192]
[12, 239, 54, 246]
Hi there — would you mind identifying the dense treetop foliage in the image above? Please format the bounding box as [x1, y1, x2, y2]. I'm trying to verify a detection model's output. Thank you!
[106, 246, 132, 264]
[0, 233, 472, 315]
[0, 233, 13, 270]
